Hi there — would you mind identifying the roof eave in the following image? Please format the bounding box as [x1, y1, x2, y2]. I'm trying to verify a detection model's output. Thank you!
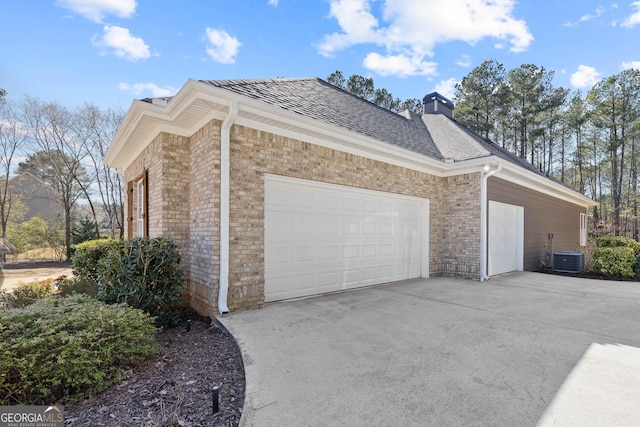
[105, 79, 451, 174]
[495, 161, 598, 208]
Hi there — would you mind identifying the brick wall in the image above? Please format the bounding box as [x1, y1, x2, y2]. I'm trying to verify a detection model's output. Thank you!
[226, 124, 448, 310]
[124, 134, 163, 237]
[124, 120, 484, 314]
[188, 120, 221, 316]
[438, 173, 481, 278]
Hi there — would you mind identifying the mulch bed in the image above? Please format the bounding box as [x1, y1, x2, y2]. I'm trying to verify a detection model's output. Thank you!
[64, 319, 245, 427]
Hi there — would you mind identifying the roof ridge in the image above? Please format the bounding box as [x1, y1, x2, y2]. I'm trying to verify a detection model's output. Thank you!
[200, 77, 318, 88]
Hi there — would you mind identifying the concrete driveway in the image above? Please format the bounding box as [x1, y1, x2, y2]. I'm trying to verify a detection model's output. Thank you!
[0, 261, 72, 292]
[219, 272, 640, 427]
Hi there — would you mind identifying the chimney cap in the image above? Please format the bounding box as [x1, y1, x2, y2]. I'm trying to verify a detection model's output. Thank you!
[422, 92, 454, 107]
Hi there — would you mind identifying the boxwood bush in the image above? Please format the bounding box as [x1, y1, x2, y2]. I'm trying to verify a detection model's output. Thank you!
[0, 294, 157, 404]
[596, 235, 640, 256]
[72, 238, 119, 281]
[591, 236, 640, 279]
[96, 237, 183, 328]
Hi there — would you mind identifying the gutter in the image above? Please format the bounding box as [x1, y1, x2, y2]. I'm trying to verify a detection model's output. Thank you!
[217, 100, 238, 314]
[480, 163, 502, 281]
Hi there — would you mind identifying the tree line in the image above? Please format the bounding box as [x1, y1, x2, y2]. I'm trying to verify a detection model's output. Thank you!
[2, 61, 638, 260]
[327, 65, 640, 239]
[453, 60, 640, 239]
[0, 90, 124, 260]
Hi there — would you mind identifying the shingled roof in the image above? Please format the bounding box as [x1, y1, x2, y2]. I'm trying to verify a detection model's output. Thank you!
[199, 78, 443, 159]
[137, 78, 573, 188]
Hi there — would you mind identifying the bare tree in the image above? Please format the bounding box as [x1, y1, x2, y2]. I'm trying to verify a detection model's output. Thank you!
[78, 103, 125, 238]
[0, 100, 28, 238]
[20, 97, 93, 260]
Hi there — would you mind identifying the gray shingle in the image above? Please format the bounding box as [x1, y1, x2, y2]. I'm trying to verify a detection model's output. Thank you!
[143, 77, 576, 191]
[200, 78, 443, 159]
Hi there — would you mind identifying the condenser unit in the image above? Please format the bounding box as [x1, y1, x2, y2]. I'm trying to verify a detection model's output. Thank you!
[553, 251, 585, 273]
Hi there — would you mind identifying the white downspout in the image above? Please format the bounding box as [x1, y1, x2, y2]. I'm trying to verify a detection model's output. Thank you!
[218, 100, 238, 314]
[480, 163, 502, 281]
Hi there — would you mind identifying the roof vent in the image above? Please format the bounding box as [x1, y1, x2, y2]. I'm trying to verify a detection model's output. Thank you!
[151, 98, 169, 107]
[423, 92, 454, 118]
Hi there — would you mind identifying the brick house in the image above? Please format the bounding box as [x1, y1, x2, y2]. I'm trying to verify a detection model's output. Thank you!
[105, 78, 596, 317]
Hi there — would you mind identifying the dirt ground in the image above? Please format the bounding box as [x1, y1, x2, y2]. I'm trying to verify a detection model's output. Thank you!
[65, 319, 245, 427]
[1, 261, 246, 426]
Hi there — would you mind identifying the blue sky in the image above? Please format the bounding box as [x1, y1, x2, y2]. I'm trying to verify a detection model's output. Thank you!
[1, 0, 639, 111]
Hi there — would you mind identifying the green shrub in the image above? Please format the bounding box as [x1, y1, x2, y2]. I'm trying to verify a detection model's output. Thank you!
[591, 246, 636, 278]
[596, 236, 640, 256]
[0, 294, 157, 404]
[72, 238, 119, 281]
[56, 276, 99, 298]
[71, 217, 100, 245]
[96, 237, 183, 328]
[0, 280, 55, 308]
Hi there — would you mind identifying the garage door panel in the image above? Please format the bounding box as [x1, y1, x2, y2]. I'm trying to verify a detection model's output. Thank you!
[319, 272, 340, 288]
[265, 177, 428, 302]
[488, 201, 523, 276]
[294, 246, 315, 262]
[362, 244, 377, 258]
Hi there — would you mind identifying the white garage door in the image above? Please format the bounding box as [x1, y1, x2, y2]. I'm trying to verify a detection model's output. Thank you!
[265, 176, 429, 302]
[488, 201, 524, 276]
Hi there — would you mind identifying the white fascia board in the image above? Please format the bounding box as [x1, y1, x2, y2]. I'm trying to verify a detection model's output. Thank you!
[105, 80, 228, 170]
[441, 157, 496, 176]
[104, 99, 149, 168]
[494, 162, 597, 208]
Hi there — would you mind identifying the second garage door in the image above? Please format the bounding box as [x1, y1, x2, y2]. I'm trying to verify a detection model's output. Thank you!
[488, 200, 524, 276]
[265, 176, 429, 302]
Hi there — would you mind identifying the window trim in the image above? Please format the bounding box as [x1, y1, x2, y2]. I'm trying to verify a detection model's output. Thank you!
[127, 169, 148, 238]
[579, 212, 587, 247]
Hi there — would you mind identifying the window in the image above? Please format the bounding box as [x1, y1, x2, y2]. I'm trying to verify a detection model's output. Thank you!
[136, 178, 145, 237]
[579, 212, 587, 246]
[127, 169, 148, 238]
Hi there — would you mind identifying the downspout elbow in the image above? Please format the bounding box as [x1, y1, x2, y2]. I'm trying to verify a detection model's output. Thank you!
[218, 100, 238, 315]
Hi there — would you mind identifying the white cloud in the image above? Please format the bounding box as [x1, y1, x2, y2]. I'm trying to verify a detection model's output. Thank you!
[622, 1, 640, 27]
[204, 27, 241, 64]
[622, 60, 640, 70]
[570, 65, 602, 88]
[434, 77, 458, 100]
[582, 7, 605, 22]
[564, 6, 606, 27]
[363, 53, 437, 77]
[93, 25, 152, 61]
[317, 0, 383, 57]
[118, 82, 177, 97]
[317, 0, 533, 78]
[456, 54, 472, 68]
[56, 0, 136, 23]
[268, 0, 279, 6]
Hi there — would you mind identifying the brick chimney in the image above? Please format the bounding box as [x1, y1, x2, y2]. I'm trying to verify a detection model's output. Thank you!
[422, 92, 454, 118]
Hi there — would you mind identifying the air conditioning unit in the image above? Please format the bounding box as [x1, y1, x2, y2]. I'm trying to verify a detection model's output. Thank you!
[553, 251, 585, 273]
